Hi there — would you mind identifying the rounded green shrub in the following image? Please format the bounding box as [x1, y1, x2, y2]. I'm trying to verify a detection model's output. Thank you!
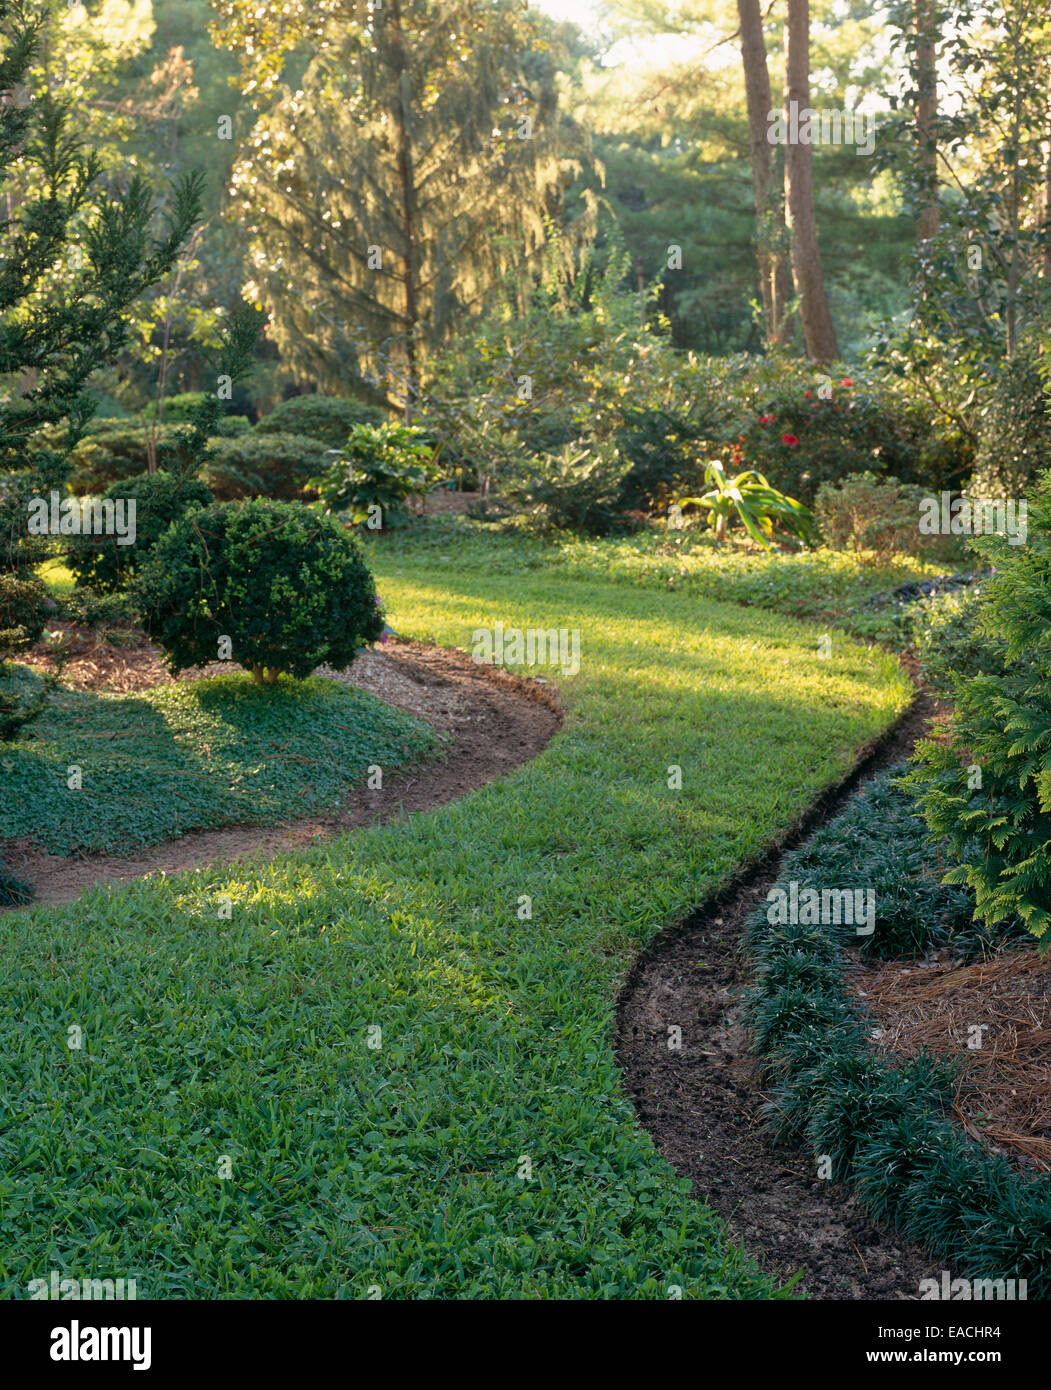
[68, 471, 214, 594]
[201, 432, 329, 500]
[69, 418, 248, 494]
[134, 498, 385, 681]
[159, 392, 209, 422]
[814, 471, 946, 561]
[507, 439, 638, 536]
[68, 425, 179, 493]
[209, 415, 252, 440]
[253, 395, 385, 447]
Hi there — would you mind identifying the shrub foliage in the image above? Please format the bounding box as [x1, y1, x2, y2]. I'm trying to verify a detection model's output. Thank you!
[253, 395, 385, 447]
[68, 471, 214, 593]
[907, 474, 1051, 945]
[134, 499, 385, 682]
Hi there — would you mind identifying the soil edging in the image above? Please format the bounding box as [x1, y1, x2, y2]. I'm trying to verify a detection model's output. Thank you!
[616, 694, 948, 1300]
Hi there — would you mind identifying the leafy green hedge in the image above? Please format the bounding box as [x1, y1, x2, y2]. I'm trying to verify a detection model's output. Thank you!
[745, 766, 1047, 1295]
[201, 432, 329, 500]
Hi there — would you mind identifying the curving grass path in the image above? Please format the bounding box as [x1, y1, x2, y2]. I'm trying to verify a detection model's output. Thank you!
[0, 551, 910, 1298]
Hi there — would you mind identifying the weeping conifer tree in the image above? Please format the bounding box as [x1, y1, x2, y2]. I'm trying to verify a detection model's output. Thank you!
[232, 0, 596, 415]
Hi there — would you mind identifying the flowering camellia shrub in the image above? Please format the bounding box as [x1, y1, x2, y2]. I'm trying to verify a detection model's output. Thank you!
[733, 370, 945, 502]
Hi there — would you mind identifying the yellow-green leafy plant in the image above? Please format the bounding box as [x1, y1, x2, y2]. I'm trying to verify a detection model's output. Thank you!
[677, 461, 818, 549]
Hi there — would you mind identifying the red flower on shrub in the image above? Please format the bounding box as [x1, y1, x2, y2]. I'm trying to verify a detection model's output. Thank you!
[841, 378, 852, 387]
[782, 433, 799, 446]
[804, 389, 812, 398]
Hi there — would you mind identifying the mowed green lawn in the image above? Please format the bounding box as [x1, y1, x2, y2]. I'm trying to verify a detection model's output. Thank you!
[0, 555, 910, 1298]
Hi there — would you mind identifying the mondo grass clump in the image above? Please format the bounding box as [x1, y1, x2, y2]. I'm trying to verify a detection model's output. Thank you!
[760, 763, 1029, 961]
[745, 766, 1050, 1296]
[0, 855, 32, 907]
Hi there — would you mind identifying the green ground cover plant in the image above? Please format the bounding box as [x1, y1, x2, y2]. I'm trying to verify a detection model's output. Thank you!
[0, 672, 435, 855]
[745, 769, 1045, 1295]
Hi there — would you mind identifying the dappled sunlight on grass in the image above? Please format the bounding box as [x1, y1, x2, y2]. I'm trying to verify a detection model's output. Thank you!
[1, 556, 910, 1298]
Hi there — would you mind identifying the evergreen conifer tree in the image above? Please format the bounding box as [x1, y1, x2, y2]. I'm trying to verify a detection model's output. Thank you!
[908, 471, 1051, 946]
[230, 0, 595, 414]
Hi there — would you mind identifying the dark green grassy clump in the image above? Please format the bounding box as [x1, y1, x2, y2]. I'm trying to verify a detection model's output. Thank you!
[746, 769, 1049, 1296]
[0, 669, 437, 855]
[750, 763, 1029, 960]
[0, 856, 32, 906]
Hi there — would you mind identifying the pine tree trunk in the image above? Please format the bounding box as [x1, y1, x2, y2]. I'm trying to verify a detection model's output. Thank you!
[783, 0, 839, 364]
[915, 0, 939, 247]
[388, 1, 421, 422]
[1005, 64, 1023, 358]
[737, 0, 792, 344]
[1045, 126, 1051, 279]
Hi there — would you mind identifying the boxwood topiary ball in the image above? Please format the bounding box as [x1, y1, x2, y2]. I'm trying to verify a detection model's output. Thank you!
[133, 497, 386, 682]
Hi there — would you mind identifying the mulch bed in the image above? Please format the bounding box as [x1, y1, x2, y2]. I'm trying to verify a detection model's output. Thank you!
[854, 947, 1051, 1175]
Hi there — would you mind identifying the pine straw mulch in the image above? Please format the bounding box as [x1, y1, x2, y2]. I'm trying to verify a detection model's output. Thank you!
[16, 620, 459, 726]
[18, 622, 170, 695]
[850, 945, 1051, 1174]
